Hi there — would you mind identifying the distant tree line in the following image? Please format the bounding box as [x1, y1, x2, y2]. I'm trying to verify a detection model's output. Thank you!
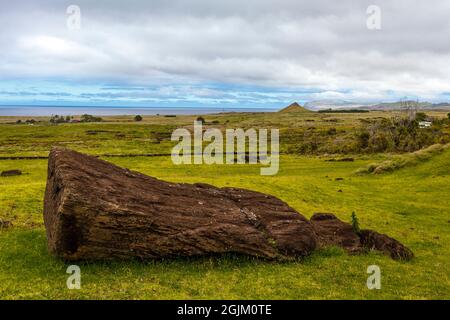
[50, 115, 73, 124]
[16, 119, 37, 124]
[80, 114, 102, 122]
[318, 109, 370, 113]
[49, 114, 103, 124]
[355, 117, 446, 153]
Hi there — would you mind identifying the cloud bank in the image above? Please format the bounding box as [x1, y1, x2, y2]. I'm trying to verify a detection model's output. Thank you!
[1, 0, 450, 107]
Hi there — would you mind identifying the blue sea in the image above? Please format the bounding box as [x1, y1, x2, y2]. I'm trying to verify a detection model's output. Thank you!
[0, 106, 278, 116]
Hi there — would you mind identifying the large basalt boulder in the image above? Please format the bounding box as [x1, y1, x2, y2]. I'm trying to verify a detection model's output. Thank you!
[310, 213, 414, 260]
[360, 229, 414, 260]
[43, 147, 317, 261]
[310, 213, 363, 254]
[43, 147, 414, 261]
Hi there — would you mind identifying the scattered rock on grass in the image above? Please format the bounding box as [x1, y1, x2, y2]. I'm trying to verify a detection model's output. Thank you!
[1, 170, 22, 177]
[311, 213, 362, 254]
[360, 230, 414, 260]
[326, 158, 354, 162]
[311, 213, 414, 260]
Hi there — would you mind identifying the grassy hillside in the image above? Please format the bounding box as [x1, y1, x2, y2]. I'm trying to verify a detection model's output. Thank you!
[356, 143, 450, 174]
[0, 111, 449, 299]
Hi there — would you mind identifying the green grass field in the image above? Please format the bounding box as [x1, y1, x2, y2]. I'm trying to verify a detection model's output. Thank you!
[0, 111, 449, 299]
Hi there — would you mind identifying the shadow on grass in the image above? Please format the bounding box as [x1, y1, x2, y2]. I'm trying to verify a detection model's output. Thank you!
[0, 228, 354, 276]
[0, 228, 417, 299]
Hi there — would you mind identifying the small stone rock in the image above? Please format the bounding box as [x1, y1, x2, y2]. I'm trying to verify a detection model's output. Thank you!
[310, 213, 362, 254]
[311, 213, 414, 261]
[360, 230, 414, 260]
[1, 170, 22, 177]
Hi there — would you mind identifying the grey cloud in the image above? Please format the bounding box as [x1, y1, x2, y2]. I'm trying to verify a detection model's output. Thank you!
[0, 0, 449, 101]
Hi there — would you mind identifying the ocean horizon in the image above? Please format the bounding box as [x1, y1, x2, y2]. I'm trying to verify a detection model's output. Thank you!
[0, 105, 279, 116]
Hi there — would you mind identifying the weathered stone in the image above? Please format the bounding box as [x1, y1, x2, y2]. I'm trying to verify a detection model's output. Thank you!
[43, 147, 317, 261]
[310, 213, 363, 254]
[311, 213, 414, 260]
[360, 229, 414, 260]
[43, 147, 414, 262]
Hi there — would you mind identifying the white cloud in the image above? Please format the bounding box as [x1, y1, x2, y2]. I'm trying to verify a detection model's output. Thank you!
[0, 0, 449, 103]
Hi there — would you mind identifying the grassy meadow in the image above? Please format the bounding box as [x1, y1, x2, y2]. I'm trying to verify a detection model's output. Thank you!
[0, 110, 449, 299]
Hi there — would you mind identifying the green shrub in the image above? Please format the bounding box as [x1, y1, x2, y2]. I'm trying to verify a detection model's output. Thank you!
[351, 212, 361, 235]
[357, 130, 370, 150]
[80, 114, 102, 122]
[326, 127, 337, 135]
[354, 117, 445, 154]
[416, 112, 427, 121]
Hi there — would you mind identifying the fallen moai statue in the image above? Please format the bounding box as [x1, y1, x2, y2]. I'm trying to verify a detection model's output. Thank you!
[43, 147, 413, 261]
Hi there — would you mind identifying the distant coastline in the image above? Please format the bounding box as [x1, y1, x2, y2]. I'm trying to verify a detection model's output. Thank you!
[0, 105, 279, 116]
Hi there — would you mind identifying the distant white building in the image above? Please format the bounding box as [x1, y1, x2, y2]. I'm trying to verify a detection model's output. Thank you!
[419, 121, 432, 128]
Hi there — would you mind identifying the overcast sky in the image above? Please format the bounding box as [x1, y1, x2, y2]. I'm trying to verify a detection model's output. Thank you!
[1, 0, 450, 108]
